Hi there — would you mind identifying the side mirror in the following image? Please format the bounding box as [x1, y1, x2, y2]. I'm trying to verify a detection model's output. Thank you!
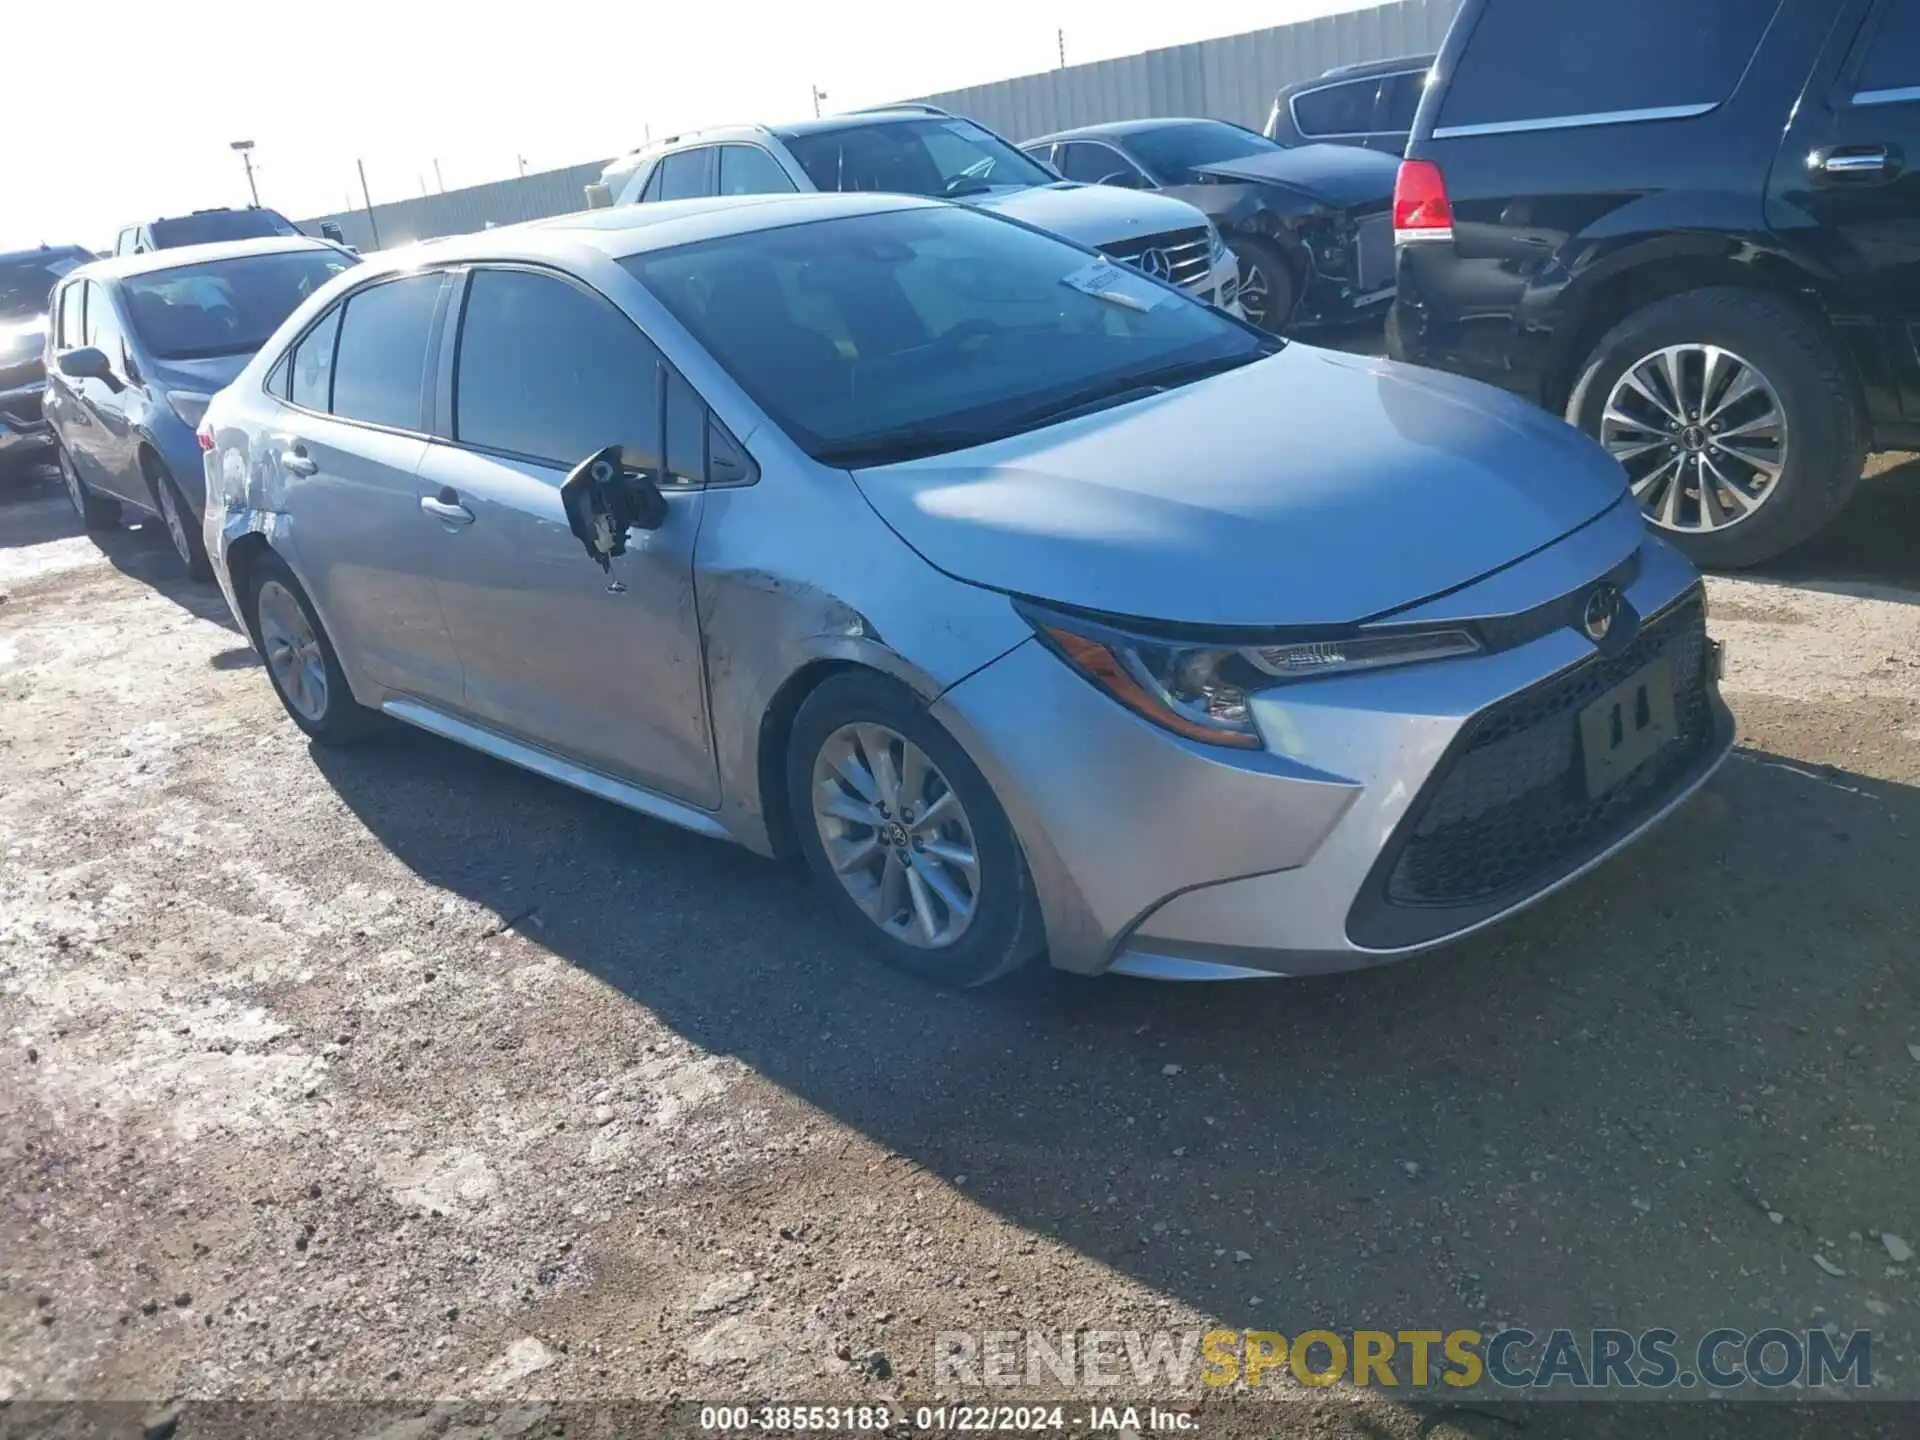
[57, 347, 115, 383]
[559, 444, 668, 574]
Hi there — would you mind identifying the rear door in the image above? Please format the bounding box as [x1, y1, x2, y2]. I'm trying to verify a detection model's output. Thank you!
[414, 264, 719, 806]
[273, 273, 466, 706]
[74, 282, 143, 505]
[1770, 0, 1920, 431]
[43, 281, 94, 480]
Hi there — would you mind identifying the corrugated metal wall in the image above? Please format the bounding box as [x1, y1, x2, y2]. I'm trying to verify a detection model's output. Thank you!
[295, 0, 1460, 250]
[914, 0, 1458, 139]
[297, 160, 611, 252]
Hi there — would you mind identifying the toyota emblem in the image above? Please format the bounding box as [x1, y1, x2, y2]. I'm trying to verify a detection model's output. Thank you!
[1135, 247, 1174, 282]
[1581, 582, 1622, 643]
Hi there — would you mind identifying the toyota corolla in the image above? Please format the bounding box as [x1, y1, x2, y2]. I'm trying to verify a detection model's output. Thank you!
[201, 193, 1733, 986]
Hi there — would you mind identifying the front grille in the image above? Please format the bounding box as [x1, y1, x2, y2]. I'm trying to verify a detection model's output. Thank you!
[1385, 595, 1714, 909]
[1099, 227, 1213, 292]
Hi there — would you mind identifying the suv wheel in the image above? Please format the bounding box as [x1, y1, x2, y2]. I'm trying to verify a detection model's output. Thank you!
[58, 446, 120, 531]
[147, 454, 212, 581]
[245, 553, 377, 744]
[786, 672, 1045, 987]
[1567, 288, 1866, 568]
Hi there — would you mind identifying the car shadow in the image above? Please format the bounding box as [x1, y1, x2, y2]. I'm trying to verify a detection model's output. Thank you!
[310, 720, 1919, 1421]
[0, 463, 239, 633]
[1743, 452, 1920, 599]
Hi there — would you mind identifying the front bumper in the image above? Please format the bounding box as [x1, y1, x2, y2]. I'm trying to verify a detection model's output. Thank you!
[0, 381, 54, 470]
[935, 506, 1732, 978]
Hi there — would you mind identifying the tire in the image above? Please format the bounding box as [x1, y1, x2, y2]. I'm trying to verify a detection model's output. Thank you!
[1227, 236, 1297, 335]
[244, 552, 377, 745]
[147, 453, 212, 581]
[57, 444, 120, 531]
[786, 671, 1045, 987]
[1566, 287, 1867, 569]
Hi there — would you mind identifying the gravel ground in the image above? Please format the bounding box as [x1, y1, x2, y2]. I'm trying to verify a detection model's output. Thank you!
[3, 449, 1919, 1440]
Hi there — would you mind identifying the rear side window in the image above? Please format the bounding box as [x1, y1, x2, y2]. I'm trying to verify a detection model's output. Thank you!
[1854, 0, 1920, 97]
[718, 145, 796, 195]
[289, 306, 342, 411]
[1441, 0, 1781, 131]
[329, 274, 442, 430]
[657, 148, 716, 200]
[1291, 78, 1380, 138]
[453, 268, 666, 472]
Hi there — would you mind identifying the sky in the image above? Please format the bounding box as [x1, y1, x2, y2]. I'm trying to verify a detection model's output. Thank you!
[5, 0, 1370, 252]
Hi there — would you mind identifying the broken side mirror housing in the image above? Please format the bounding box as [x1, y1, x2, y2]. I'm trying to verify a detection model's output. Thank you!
[560, 444, 668, 573]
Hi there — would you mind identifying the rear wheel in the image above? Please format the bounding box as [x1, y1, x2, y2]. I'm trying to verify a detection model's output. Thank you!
[1227, 237, 1297, 334]
[245, 553, 377, 744]
[147, 453, 212, 581]
[1567, 288, 1866, 568]
[58, 445, 120, 530]
[787, 672, 1044, 987]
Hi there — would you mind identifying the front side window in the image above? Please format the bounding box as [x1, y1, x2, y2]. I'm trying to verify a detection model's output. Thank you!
[1855, 0, 1920, 96]
[783, 117, 1055, 199]
[55, 283, 85, 347]
[623, 204, 1272, 467]
[83, 282, 124, 357]
[718, 145, 796, 195]
[1441, 0, 1782, 129]
[1123, 122, 1283, 185]
[1291, 78, 1380, 137]
[120, 249, 357, 361]
[288, 305, 342, 411]
[454, 267, 665, 471]
[328, 274, 443, 430]
[657, 148, 716, 201]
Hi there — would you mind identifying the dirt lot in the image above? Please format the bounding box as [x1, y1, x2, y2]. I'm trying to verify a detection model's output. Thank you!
[3, 450, 1919, 1439]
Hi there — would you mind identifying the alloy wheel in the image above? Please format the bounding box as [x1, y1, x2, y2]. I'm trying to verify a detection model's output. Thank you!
[157, 477, 192, 563]
[1599, 344, 1787, 534]
[58, 450, 86, 518]
[1237, 265, 1271, 330]
[256, 580, 329, 723]
[810, 722, 981, 950]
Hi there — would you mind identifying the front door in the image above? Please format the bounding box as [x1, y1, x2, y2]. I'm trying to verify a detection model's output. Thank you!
[74, 281, 144, 506]
[1771, 0, 1920, 429]
[415, 265, 718, 808]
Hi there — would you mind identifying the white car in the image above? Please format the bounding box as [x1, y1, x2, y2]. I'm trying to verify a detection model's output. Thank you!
[597, 106, 1242, 312]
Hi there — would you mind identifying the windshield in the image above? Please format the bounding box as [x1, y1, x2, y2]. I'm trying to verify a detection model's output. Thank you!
[148, 210, 300, 249]
[0, 251, 87, 321]
[622, 205, 1272, 466]
[1125, 122, 1285, 185]
[783, 117, 1057, 200]
[122, 249, 357, 360]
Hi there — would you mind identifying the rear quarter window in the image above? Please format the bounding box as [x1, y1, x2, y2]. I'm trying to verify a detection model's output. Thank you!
[1440, 0, 1783, 130]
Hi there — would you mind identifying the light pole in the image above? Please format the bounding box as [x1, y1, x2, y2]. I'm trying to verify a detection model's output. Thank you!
[230, 140, 260, 207]
[812, 85, 828, 118]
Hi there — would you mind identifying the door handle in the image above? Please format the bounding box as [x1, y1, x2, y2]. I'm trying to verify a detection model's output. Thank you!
[1812, 144, 1896, 179]
[420, 490, 475, 525]
[280, 444, 318, 476]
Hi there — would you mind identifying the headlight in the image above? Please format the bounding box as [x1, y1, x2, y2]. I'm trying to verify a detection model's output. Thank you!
[1023, 604, 1483, 750]
[166, 390, 214, 429]
[1208, 223, 1230, 265]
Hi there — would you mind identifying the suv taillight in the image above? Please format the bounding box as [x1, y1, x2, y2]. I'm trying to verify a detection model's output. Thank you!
[1393, 159, 1455, 244]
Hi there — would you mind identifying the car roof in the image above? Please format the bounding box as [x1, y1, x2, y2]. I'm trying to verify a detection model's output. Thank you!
[382, 192, 938, 269]
[71, 235, 344, 283]
[0, 244, 93, 267]
[1026, 117, 1242, 145]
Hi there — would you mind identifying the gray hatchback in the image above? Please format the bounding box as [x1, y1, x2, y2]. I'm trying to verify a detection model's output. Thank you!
[44, 236, 356, 576]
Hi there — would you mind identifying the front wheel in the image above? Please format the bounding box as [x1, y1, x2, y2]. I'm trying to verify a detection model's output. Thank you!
[787, 672, 1045, 987]
[1567, 288, 1867, 568]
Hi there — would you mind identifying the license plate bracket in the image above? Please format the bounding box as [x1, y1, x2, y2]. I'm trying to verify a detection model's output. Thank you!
[1579, 657, 1677, 798]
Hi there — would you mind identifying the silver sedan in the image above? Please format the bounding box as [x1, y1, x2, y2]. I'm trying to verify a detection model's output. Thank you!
[201, 192, 1733, 985]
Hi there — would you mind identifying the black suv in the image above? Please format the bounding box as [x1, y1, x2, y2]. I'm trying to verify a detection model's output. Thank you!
[1388, 0, 1919, 566]
[1, 245, 92, 477]
[1265, 56, 1435, 155]
[113, 206, 302, 256]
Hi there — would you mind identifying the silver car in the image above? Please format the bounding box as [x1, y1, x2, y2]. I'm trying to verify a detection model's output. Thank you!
[201, 193, 1733, 986]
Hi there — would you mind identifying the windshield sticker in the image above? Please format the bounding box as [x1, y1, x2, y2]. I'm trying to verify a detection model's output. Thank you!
[1059, 260, 1167, 312]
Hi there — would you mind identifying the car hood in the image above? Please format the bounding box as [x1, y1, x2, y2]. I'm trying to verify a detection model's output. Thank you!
[976, 182, 1214, 246]
[149, 352, 252, 393]
[1192, 144, 1400, 209]
[849, 346, 1629, 629]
